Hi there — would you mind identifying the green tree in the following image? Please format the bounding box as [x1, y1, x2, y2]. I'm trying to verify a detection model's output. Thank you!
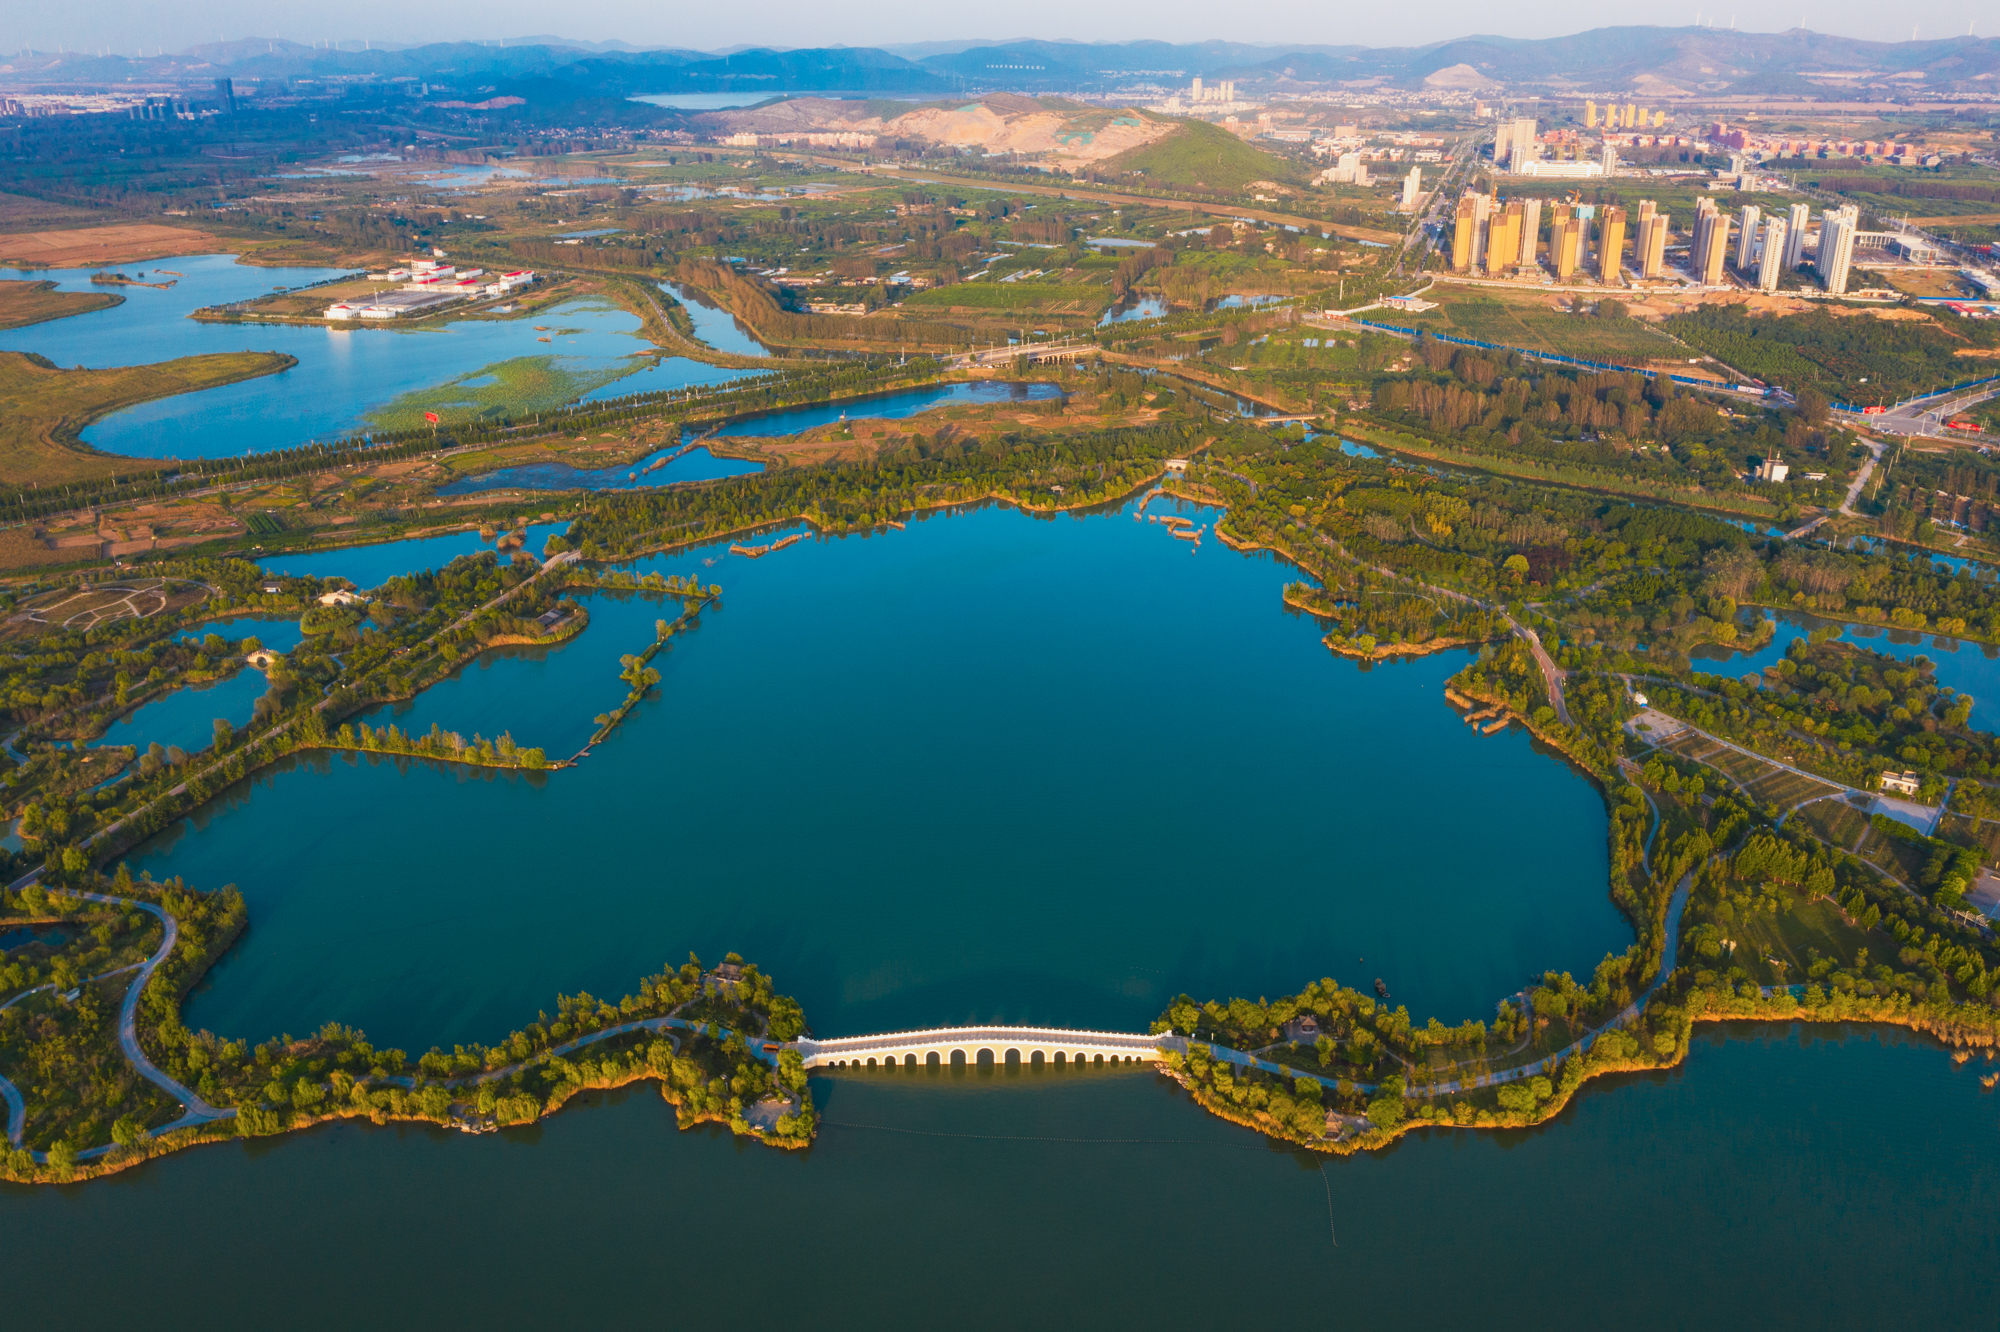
[45, 1140, 77, 1176]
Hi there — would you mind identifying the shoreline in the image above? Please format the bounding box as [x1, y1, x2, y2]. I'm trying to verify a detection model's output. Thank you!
[17, 435, 1998, 1186]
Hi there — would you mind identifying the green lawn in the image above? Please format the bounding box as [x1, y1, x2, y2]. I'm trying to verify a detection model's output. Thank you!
[1400, 291, 1685, 362]
[1724, 896, 1878, 987]
[902, 282, 1110, 315]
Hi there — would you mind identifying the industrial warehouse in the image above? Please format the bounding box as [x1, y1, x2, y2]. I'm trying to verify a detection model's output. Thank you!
[325, 262, 536, 319]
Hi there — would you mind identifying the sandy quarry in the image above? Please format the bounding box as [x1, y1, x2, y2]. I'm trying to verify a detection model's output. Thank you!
[708, 95, 1175, 167]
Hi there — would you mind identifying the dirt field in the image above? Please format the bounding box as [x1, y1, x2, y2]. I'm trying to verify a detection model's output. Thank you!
[1627, 290, 1938, 322]
[0, 223, 222, 269]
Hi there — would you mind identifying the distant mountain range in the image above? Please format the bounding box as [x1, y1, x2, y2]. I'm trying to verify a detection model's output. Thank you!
[2, 27, 1997, 99]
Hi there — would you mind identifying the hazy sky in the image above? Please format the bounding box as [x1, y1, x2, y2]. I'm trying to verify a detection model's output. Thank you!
[8, 0, 1992, 58]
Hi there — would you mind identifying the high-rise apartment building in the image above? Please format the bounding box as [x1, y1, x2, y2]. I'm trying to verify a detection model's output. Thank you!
[1518, 196, 1542, 267]
[1598, 206, 1627, 282]
[1735, 204, 1761, 271]
[1601, 141, 1619, 174]
[1784, 203, 1810, 269]
[1400, 166, 1422, 210]
[1820, 204, 1859, 295]
[1624, 103, 1636, 129]
[1634, 204, 1669, 279]
[1468, 192, 1494, 269]
[1496, 116, 1538, 169]
[1652, 109, 1666, 128]
[1452, 196, 1479, 272]
[1758, 218, 1788, 291]
[1585, 100, 1598, 128]
[1487, 201, 1523, 275]
[1692, 198, 1728, 285]
[1552, 216, 1583, 278]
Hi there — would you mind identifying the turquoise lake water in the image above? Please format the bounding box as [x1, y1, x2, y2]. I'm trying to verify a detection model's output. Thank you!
[8, 497, 1996, 1319]
[256, 522, 565, 587]
[2, 1023, 1992, 1327]
[97, 669, 269, 758]
[435, 444, 763, 496]
[1691, 609, 2000, 721]
[0, 254, 745, 457]
[130, 492, 1620, 1053]
[708, 379, 1063, 441]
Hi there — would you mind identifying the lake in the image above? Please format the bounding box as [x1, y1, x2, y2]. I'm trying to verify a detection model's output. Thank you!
[1, 1023, 1991, 1327]
[435, 444, 763, 496]
[10, 495, 1992, 1322]
[256, 522, 567, 587]
[709, 379, 1063, 441]
[0, 254, 747, 458]
[97, 667, 269, 758]
[130, 492, 1619, 1054]
[1100, 296, 1168, 325]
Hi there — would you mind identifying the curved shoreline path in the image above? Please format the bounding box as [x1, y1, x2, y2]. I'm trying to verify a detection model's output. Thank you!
[0, 859, 1700, 1166]
[0, 882, 234, 1161]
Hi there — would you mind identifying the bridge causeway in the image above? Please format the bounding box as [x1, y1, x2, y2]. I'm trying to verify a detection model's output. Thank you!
[794, 1025, 1171, 1069]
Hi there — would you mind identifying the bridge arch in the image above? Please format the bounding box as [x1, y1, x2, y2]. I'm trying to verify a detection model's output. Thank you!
[794, 1025, 1170, 1072]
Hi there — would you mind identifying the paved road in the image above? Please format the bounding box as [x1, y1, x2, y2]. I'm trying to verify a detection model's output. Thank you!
[1502, 612, 1570, 726]
[0, 958, 146, 1147]
[1840, 437, 1886, 516]
[1848, 384, 2000, 438]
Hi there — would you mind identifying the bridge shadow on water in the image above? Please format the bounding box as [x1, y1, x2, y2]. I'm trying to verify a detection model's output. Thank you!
[817, 1049, 1151, 1082]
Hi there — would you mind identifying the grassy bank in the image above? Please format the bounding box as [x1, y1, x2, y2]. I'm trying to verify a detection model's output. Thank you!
[0, 349, 298, 487]
[0, 279, 121, 331]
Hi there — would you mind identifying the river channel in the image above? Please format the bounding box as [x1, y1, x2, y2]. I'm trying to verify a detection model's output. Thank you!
[0, 253, 746, 457]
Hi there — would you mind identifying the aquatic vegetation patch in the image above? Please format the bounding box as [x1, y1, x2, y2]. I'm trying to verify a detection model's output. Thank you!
[369, 354, 646, 432]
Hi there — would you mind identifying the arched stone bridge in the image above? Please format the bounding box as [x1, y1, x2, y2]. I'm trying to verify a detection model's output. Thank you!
[794, 1025, 1172, 1069]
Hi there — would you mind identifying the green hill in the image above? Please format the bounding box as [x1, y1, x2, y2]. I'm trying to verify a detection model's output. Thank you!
[1099, 120, 1300, 192]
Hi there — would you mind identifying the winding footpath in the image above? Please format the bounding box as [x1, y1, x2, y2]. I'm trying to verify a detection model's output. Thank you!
[0, 865, 776, 1162]
[1, 885, 232, 1161]
[1193, 868, 1694, 1108]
